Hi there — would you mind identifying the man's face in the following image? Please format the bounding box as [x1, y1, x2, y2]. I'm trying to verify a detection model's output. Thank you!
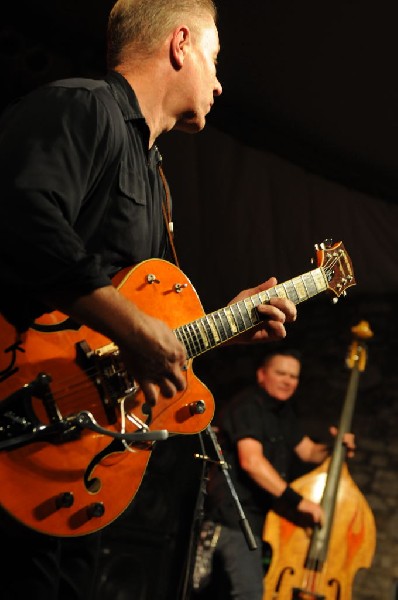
[257, 355, 301, 401]
[174, 17, 222, 133]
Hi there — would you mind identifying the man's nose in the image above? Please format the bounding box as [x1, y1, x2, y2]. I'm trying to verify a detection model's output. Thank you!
[214, 78, 222, 96]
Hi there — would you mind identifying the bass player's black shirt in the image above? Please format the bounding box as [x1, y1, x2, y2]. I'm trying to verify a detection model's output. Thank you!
[206, 385, 305, 536]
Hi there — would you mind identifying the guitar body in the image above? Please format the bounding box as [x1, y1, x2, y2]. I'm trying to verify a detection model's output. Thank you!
[0, 259, 214, 536]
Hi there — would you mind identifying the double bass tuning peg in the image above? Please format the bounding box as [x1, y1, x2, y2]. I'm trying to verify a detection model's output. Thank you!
[346, 321, 373, 371]
[351, 320, 373, 341]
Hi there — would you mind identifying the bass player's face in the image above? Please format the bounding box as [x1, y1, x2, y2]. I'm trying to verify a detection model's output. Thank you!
[257, 355, 300, 401]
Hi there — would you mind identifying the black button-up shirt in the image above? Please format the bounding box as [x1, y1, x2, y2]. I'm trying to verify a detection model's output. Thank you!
[207, 386, 305, 536]
[0, 71, 168, 330]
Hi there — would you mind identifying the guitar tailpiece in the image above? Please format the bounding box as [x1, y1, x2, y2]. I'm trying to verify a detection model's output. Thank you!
[75, 410, 169, 442]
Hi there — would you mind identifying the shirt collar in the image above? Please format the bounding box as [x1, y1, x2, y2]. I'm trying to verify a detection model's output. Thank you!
[106, 69, 158, 158]
[105, 70, 146, 122]
[258, 386, 289, 413]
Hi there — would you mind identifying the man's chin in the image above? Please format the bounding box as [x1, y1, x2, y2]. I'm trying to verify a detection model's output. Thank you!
[174, 116, 206, 134]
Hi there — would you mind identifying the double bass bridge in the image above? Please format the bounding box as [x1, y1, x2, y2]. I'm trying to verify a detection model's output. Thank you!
[292, 589, 325, 600]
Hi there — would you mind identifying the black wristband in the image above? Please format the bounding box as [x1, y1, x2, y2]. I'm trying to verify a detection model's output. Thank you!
[278, 486, 303, 509]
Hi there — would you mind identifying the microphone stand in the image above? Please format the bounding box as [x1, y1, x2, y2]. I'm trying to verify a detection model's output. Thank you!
[179, 424, 257, 600]
[201, 424, 257, 551]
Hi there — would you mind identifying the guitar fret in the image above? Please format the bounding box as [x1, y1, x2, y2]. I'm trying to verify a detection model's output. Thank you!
[243, 297, 259, 327]
[224, 305, 239, 335]
[181, 324, 196, 358]
[301, 274, 310, 297]
[212, 312, 229, 342]
[222, 307, 239, 336]
[283, 279, 300, 304]
[175, 326, 189, 353]
[179, 322, 203, 359]
[201, 316, 215, 348]
[194, 319, 211, 351]
[251, 293, 262, 308]
[265, 287, 278, 299]
[188, 322, 206, 355]
[313, 268, 329, 294]
[291, 275, 310, 303]
[230, 303, 245, 333]
[258, 290, 270, 304]
[220, 308, 235, 338]
[238, 299, 255, 329]
[303, 272, 318, 298]
[203, 315, 219, 348]
[208, 313, 223, 344]
[251, 296, 261, 325]
[273, 284, 287, 298]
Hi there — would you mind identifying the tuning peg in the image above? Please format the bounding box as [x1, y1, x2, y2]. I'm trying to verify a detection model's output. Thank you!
[322, 238, 333, 249]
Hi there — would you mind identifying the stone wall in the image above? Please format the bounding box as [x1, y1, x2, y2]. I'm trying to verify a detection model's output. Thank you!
[342, 395, 398, 599]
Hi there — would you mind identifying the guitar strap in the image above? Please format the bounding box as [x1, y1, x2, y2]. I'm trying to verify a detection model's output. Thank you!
[158, 162, 180, 268]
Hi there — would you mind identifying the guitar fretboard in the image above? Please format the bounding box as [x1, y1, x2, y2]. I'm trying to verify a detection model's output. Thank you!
[175, 267, 328, 360]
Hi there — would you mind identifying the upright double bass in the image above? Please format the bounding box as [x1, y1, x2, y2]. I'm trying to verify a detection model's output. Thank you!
[263, 321, 376, 600]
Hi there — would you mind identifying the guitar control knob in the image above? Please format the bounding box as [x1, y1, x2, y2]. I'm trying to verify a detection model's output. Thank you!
[56, 492, 74, 509]
[87, 502, 105, 519]
[189, 400, 206, 415]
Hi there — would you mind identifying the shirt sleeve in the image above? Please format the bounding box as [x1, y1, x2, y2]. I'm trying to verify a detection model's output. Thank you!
[0, 84, 114, 301]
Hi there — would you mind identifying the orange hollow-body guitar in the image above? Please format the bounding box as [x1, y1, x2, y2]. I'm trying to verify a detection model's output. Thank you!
[0, 242, 355, 537]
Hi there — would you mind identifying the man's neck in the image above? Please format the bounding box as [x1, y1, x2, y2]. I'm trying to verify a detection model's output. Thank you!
[115, 62, 176, 148]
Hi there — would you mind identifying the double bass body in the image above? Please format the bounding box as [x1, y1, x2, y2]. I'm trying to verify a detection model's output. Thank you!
[263, 460, 375, 600]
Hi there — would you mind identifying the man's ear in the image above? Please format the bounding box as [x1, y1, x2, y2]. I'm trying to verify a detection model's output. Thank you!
[170, 26, 191, 69]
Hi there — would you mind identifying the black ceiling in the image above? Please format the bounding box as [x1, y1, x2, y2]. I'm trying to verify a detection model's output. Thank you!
[3, 1, 398, 201]
[211, 0, 398, 201]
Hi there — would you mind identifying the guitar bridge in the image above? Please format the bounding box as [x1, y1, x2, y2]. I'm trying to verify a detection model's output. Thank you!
[76, 340, 137, 425]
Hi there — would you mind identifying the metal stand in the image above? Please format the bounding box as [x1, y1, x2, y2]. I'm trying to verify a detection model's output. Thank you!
[179, 425, 258, 600]
[200, 424, 257, 551]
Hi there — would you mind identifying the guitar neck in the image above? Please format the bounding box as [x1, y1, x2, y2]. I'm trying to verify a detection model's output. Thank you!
[175, 266, 328, 360]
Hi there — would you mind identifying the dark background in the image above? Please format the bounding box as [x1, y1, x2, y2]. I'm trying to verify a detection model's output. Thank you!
[4, 1, 398, 201]
[2, 2, 398, 598]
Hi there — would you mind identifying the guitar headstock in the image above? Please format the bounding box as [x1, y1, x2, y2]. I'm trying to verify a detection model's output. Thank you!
[315, 240, 356, 301]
